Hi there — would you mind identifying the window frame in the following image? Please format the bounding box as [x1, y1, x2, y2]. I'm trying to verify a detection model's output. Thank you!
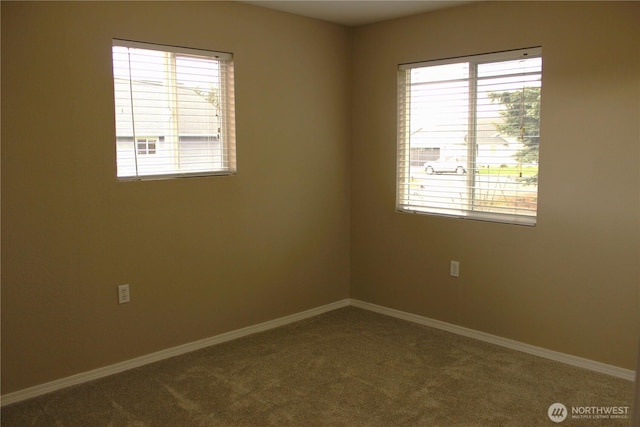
[396, 47, 542, 226]
[112, 39, 237, 181]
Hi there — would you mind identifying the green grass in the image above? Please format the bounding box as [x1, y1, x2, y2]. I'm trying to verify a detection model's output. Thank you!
[476, 165, 538, 177]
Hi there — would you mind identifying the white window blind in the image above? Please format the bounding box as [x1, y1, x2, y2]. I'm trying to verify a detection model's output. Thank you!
[397, 47, 542, 225]
[112, 39, 236, 180]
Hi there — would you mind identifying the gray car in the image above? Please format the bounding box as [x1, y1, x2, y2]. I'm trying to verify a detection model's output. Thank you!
[424, 157, 466, 175]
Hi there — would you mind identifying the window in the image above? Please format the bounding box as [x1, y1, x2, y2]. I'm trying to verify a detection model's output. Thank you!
[136, 137, 157, 155]
[397, 47, 542, 225]
[112, 39, 236, 180]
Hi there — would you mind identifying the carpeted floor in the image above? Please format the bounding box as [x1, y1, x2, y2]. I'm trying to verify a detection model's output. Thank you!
[1, 307, 634, 426]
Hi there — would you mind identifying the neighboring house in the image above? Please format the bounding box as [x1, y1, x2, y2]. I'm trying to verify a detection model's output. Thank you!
[114, 78, 223, 177]
[475, 121, 525, 168]
[409, 120, 525, 169]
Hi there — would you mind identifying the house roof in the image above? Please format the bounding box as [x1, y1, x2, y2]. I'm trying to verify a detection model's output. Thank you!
[114, 78, 219, 137]
[410, 120, 511, 149]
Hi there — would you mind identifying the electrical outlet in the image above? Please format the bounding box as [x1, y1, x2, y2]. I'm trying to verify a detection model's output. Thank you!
[117, 284, 130, 304]
[450, 261, 460, 278]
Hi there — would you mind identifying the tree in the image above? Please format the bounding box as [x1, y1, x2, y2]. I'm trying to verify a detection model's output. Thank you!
[194, 87, 221, 111]
[489, 87, 541, 165]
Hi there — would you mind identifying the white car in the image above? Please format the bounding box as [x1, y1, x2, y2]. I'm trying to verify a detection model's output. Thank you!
[424, 157, 467, 175]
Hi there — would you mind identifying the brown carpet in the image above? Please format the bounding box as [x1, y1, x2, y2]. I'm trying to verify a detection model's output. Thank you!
[1, 307, 633, 426]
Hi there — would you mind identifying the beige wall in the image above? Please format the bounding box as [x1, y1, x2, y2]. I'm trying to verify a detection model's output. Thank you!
[351, 1, 639, 370]
[1, 1, 351, 393]
[2, 0, 639, 396]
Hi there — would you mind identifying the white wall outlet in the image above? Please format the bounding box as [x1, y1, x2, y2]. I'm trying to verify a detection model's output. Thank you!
[117, 284, 130, 304]
[450, 260, 460, 278]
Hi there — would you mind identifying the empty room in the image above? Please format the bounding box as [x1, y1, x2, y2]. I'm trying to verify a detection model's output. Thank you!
[2, 1, 639, 425]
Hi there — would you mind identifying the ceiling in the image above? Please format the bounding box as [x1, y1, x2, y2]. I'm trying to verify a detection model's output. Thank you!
[240, 1, 475, 26]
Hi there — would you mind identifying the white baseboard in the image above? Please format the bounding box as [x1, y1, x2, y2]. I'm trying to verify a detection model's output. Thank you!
[2, 297, 633, 406]
[0, 299, 350, 407]
[349, 298, 635, 382]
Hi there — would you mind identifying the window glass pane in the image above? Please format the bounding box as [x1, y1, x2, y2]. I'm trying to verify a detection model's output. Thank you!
[477, 57, 542, 78]
[410, 62, 468, 83]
